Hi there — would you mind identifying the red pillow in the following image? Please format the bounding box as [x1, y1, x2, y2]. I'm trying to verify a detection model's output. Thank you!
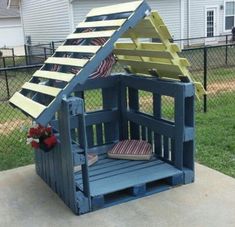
[108, 140, 153, 160]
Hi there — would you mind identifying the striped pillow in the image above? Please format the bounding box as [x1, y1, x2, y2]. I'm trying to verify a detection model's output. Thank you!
[108, 140, 153, 160]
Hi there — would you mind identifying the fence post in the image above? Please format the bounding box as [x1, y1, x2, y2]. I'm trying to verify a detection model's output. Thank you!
[203, 47, 208, 113]
[51, 41, 55, 54]
[225, 35, 228, 65]
[3, 57, 10, 99]
[12, 48, 16, 67]
[24, 44, 28, 65]
[44, 47, 47, 60]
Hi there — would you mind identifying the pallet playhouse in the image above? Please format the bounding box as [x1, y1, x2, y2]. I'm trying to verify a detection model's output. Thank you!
[10, 1, 204, 215]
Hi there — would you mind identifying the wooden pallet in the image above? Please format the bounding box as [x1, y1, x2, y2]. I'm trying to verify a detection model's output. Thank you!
[74, 153, 184, 210]
[114, 11, 205, 98]
[34, 74, 195, 215]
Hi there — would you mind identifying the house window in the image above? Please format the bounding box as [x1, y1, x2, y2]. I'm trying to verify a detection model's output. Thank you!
[225, 1, 235, 30]
[207, 10, 215, 37]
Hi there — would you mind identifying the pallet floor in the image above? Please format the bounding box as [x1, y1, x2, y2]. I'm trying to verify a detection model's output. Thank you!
[75, 154, 182, 197]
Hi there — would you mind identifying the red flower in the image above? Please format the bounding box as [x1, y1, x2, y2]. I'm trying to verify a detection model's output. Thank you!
[31, 141, 40, 149]
[27, 124, 57, 151]
[43, 135, 57, 149]
[28, 127, 41, 137]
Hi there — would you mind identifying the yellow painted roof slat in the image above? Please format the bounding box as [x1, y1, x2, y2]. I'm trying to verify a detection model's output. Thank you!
[56, 45, 101, 54]
[115, 42, 166, 52]
[9, 92, 46, 119]
[45, 57, 88, 67]
[122, 27, 159, 38]
[22, 82, 61, 97]
[179, 58, 190, 67]
[118, 59, 182, 77]
[130, 66, 181, 79]
[134, 18, 155, 29]
[122, 18, 159, 38]
[158, 25, 172, 40]
[33, 70, 75, 82]
[115, 43, 180, 53]
[113, 48, 173, 59]
[149, 11, 165, 27]
[87, 1, 143, 17]
[77, 19, 126, 28]
[141, 43, 181, 53]
[67, 30, 115, 40]
[170, 44, 181, 53]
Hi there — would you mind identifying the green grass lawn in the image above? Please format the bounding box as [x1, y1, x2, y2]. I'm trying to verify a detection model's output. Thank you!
[0, 102, 32, 170]
[0, 129, 33, 171]
[0, 102, 27, 123]
[195, 93, 235, 178]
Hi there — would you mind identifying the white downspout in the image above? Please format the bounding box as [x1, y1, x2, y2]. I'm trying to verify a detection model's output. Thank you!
[68, 0, 75, 32]
[187, 0, 191, 46]
[180, 0, 185, 49]
[19, 0, 26, 44]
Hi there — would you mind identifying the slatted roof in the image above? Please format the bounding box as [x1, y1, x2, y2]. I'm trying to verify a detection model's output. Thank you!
[9, 0, 204, 125]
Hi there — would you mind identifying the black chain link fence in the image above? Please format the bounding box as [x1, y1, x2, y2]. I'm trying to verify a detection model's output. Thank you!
[181, 43, 235, 111]
[174, 34, 234, 48]
[0, 42, 235, 170]
[0, 66, 41, 170]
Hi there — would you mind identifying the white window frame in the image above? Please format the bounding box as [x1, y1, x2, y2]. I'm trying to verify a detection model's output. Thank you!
[224, 0, 235, 32]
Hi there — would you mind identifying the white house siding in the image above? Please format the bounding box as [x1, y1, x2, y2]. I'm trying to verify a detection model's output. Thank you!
[0, 18, 21, 26]
[0, 18, 24, 47]
[20, 0, 71, 45]
[72, 0, 181, 39]
[189, 0, 225, 39]
[0, 25, 24, 47]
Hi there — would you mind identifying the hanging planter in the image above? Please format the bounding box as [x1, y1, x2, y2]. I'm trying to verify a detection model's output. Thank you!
[27, 122, 57, 152]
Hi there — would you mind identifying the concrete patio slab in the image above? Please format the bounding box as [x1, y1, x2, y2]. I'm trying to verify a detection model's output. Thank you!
[0, 163, 234, 227]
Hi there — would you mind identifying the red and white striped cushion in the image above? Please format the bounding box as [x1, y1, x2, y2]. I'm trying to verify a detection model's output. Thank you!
[74, 153, 98, 172]
[71, 28, 116, 78]
[108, 140, 153, 160]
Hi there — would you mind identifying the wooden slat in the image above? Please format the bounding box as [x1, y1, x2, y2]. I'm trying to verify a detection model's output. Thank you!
[117, 54, 172, 64]
[113, 48, 173, 59]
[22, 82, 61, 97]
[9, 92, 46, 118]
[115, 43, 181, 53]
[67, 30, 115, 39]
[118, 59, 182, 78]
[78, 161, 182, 196]
[77, 19, 126, 28]
[179, 58, 190, 67]
[45, 57, 88, 67]
[134, 18, 154, 29]
[150, 11, 165, 27]
[159, 25, 172, 40]
[122, 27, 159, 38]
[142, 43, 180, 52]
[118, 59, 175, 69]
[122, 18, 159, 38]
[86, 1, 143, 17]
[56, 45, 100, 54]
[33, 70, 75, 82]
[115, 43, 164, 51]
